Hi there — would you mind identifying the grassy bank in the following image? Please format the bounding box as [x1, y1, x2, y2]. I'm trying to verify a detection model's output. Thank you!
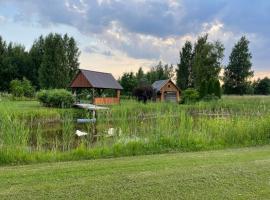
[0, 96, 270, 165]
[0, 145, 270, 199]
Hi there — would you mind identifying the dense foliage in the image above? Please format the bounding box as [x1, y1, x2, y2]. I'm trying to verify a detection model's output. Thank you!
[176, 41, 193, 90]
[37, 89, 75, 108]
[254, 77, 270, 95]
[176, 34, 224, 100]
[0, 34, 80, 91]
[223, 36, 253, 95]
[192, 35, 224, 90]
[133, 85, 154, 103]
[0, 38, 32, 91]
[10, 78, 35, 98]
[181, 88, 200, 103]
[119, 62, 174, 97]
[38, 34, 80, 89]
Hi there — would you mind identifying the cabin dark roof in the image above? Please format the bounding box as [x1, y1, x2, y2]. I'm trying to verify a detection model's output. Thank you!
[152, 79, 170, 91]
[74, 69, 123, 90]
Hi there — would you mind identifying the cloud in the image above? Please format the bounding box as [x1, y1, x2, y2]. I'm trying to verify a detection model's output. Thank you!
[0, 15, 6, 23]
[1, 0, 270, 72]
[3, 0, 270, 37]
[84, 45, 114, 57]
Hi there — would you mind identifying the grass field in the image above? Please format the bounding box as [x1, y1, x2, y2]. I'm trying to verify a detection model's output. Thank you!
[0, 145, 270, 199]
[0, 95, 270, 165]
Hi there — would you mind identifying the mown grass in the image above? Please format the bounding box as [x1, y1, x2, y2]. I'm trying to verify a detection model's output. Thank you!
[0, 145, 270, 199]
[0, 96, 270, 165]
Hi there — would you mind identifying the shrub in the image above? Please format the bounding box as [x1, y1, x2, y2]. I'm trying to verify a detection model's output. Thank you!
[21, 78, 35, 97]
[213, 80, 222, 98]
[37, 89, 75, 108]
[10, 79, 24, 97]
[133, 85, 154, 103]
[199, 79, 221, 99]
[10, 78, 35, 98]
[199, 81, 208, 98]
[182, 88, 200, 104]
[254, 77, 270, 95]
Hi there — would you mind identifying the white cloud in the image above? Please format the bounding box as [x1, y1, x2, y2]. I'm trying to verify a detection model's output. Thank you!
[0, 15, 6, 24]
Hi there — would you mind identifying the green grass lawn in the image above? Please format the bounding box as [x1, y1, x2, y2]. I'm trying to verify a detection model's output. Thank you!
[0, 145, 270, 200]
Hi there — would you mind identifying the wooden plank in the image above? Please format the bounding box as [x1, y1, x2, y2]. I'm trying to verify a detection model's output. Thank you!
[94, 97, 120, 105]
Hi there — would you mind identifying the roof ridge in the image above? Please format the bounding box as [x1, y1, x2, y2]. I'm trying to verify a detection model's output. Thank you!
[80, 69, 112, 75]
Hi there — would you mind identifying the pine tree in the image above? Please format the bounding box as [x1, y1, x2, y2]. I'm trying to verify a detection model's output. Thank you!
[29, 36, 44, 89]
[223, 36, 253, 95]
[176, 41, 193, 90]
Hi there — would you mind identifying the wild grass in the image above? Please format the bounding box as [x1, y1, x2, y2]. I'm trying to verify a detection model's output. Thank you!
[0, 96, 270, 165]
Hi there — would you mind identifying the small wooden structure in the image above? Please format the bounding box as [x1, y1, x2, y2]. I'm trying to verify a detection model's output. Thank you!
[70, 69, 123, 105]
[152, 79, 181, 102]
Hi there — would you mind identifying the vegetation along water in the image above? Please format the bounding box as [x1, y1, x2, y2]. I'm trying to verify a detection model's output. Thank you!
[0, 95, 270, 165]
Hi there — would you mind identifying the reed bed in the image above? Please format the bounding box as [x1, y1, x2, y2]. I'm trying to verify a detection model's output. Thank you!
[0, 96, 270, 165]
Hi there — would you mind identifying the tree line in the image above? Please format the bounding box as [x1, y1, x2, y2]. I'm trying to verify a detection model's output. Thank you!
[0, 33, 269, 97]
[119, 61, 174, 96]
[120, 34, 270, 97]
[0, 33, 80, 92]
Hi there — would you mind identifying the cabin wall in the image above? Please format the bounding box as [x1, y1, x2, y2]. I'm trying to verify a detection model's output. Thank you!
[159, 81, 180, 102]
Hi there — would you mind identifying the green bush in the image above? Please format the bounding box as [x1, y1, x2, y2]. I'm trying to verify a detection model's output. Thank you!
[181, 88, 200, 104]
[213, 79, 222, 98]
[199, 81, 208, 98]
[37, 89, 75, 108]
[10, 78, 35, 98]
[199, 79, 221, 99]
[21, 78, 35, 97]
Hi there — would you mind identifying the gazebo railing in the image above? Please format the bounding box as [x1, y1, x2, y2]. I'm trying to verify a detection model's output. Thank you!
[93, 97, 120, 105]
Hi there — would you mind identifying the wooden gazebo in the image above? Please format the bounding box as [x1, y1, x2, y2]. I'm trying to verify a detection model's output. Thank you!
[70, 69, 123, 105]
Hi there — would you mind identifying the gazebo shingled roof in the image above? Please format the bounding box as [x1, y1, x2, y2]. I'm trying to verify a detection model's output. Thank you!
[70, 69, 123, 90]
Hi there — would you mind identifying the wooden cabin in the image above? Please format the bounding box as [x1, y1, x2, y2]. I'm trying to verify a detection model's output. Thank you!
[70, 69, 123, 105]
[152, 79, 181, 102]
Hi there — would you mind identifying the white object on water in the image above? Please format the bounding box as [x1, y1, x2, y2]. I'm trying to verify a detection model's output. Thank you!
[74, 103, 109, 110]
[77, 118, 96, 123]
[107, 128, 122, 137]
[75, 130, 88, 137]
[108, 128, 115, 136]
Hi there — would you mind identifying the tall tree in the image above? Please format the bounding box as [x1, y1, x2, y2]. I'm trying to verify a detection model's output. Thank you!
[223, 36, 253, 95]
[176, 41, 193, 90]
[0, 36, 7, 90]
[0, 39, 31, 91]
[38, 33, 80, 89]
[135, 67, 147, 85]
[64, 34, 80, 81]
[29, 36, 44, 88]
[119, 72, 137, 96]
[192, 35, 224, 90]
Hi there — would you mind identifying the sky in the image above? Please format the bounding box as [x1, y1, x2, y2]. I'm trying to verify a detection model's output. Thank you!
[0, 0, 269, 79]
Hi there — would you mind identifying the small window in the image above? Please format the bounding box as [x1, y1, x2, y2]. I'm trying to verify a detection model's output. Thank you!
[168, 84, 171, 88]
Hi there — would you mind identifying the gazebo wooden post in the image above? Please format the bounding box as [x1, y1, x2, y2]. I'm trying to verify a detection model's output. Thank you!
[92, 88, 95, 104]
[116, 89, 121, 103]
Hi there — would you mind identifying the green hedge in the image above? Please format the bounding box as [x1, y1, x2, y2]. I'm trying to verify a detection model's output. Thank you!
[37, 89, 75, 108]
